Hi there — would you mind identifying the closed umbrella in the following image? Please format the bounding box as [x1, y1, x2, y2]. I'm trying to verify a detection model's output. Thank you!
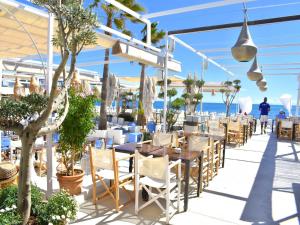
[13, 77, 25, 100]
[143, 76, 154, 120]
[106, 73, 118, 106]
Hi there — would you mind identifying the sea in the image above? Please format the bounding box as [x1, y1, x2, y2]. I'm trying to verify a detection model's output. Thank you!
[153, 101, 296, 119]
[99, 101, 296, 119]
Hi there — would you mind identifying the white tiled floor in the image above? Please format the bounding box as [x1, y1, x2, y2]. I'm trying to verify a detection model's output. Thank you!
[72, 130, 300, 225]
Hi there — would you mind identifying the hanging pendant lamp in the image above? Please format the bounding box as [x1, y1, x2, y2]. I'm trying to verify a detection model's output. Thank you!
[256, 77, 267, 87]
[259, 85, 267, 92]
[231, 17, 257, 62]
[247, 56, 262, 81]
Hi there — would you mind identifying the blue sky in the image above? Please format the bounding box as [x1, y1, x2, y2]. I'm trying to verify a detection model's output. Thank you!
[19, 0, 300, 105]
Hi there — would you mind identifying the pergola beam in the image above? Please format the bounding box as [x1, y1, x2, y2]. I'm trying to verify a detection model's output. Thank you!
[169, 14, 300, 35]
[170, 35, 234, 77]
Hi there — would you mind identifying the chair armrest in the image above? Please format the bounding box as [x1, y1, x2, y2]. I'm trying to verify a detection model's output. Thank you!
[168, 159, 181, 169]
[116, 153, 135, 161]
[140, 140, 152, 144]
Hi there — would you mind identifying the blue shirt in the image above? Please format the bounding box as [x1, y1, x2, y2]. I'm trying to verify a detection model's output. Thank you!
[259, 102, 270, 115]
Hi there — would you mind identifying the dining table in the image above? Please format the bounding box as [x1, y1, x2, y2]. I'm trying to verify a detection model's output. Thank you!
[148, 146, 204, 212]
[115, 142, 204, 212]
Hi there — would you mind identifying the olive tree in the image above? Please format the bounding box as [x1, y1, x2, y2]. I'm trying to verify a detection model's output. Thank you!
[220, 80, 241, 117]
[0, 0, 98, 223]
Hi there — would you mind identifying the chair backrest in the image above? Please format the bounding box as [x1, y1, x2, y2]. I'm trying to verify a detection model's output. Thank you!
[118, 117, 124, 125]
[183, 125, 199, 134]
[136, 151, 168, 180]
[90, 148, 115, 171]
[152, 133, 173, 147]
[112, 116, 118, 124]
[208, 120, 220, 129]
[281, 120, 293, 129]
[228, 121, 241, 132]
[187, 135, 210, 152]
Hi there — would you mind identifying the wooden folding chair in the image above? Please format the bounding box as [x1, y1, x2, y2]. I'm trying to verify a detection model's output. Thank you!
[89, 146, 134, 211]
[187, 135, 211, 187]
[227, 121, 243, 146]
[134, 151, 181, 224]
[278, 120, 293, 140]
[141, 132, 173, 147]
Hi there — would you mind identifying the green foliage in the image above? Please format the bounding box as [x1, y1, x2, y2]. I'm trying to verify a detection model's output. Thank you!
[141, 22, 165, 46]
[181, 93, 190, 100]
[0, 185, 43, 224]
[167, 89, 177, 98]
[118, 112, 134, 122]
[37, 190, 78, 225]
[183, 78, 194, 87]
[0, 209, 22, 225]
[0, 94, 48, 123]
[221, 79, 242, 116]
[193, 93, 203, 101]
[34, 0, 99, 54]
[102, 0, 145, 35]
[156, 79, 171, 86]
[196, 79, 205, 88]
[171, 98, 185, 110]
[58, 88, 96, 176]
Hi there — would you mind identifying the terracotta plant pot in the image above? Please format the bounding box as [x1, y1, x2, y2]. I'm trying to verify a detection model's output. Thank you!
[57, 169, 84, 195]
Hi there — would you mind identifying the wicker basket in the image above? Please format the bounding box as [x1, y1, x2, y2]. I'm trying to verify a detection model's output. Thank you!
[0, 162, 18, 180]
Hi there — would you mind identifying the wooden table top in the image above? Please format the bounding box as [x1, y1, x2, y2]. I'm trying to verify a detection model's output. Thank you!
[150, 147, 202, 162]
[114, 143, 162, 155]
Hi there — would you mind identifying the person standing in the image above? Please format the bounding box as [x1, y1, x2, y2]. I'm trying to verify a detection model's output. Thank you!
[259, 97, 270, 134]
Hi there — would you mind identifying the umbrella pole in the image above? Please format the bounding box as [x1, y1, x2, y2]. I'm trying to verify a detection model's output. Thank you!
[163, 33, 169, 133]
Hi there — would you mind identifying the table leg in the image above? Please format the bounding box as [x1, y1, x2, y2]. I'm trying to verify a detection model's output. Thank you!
[222, 139, 226, 168]
[184, 160, 190, 211]
[293, 124, 296, 140]
[197, 152, 203, 196]
[129, 157, 133, 173]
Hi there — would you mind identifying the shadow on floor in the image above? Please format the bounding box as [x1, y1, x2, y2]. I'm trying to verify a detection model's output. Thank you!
[240, 133, 279, 225]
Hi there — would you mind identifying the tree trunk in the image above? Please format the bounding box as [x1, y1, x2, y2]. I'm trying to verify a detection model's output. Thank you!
[18, 131, 36, 224]
[99, 16, 112, 130]
[137, 64, 146, 125]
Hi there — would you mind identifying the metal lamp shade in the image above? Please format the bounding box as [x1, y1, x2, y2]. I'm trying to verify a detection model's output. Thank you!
[247, 56, 262, 81]
[256, 78, 267, 87]
[231, 19, 257, 62]
[259, 85, 268, 92]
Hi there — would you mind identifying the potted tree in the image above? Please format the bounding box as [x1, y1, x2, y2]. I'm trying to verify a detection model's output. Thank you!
[57, 87, 97, 195]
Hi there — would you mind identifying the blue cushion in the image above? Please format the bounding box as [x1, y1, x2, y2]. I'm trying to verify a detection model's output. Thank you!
[147, 121, 156, 133]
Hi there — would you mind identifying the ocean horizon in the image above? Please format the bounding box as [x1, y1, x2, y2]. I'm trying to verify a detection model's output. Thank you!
[153, 101, 296, 119]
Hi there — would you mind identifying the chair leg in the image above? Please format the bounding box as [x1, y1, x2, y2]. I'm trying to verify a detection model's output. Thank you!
[115, 180, 120, 211]
[92, 180, 97, 204]
[166, 187, 170, 224]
